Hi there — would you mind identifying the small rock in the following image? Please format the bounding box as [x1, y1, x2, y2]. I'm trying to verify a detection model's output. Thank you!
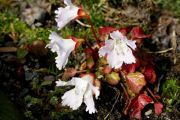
[43, 75, 55, 81]
[25, 71, 38, 81]
[28, 40, 48, 57]
[21, 6, 46, 26]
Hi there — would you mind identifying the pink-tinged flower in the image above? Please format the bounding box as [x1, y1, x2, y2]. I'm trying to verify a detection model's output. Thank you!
[56, 74, 100, 114]
[99, 30, 136, 69]
[55, 0, 85, 30]
[46, 32, 76, 70]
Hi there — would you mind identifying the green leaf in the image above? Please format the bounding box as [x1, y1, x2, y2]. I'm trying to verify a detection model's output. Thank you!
[41, 80, 52, 86]
[17, 48, 28, 58]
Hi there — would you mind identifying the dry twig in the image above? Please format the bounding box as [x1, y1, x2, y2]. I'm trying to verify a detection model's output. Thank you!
[104, 89, 120, 120]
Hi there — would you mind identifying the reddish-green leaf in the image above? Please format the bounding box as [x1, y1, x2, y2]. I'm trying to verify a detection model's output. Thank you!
[126, 72, 146, 94]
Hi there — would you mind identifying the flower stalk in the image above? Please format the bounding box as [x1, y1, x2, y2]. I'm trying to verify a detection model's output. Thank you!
[87, 15, 101, 47]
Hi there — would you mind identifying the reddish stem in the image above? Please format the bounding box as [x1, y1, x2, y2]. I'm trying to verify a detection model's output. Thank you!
[87, 15, 101, 47]
[85, 40, 95, 52]
[120, 82, 130, 115]
[146, 87, 158, 102]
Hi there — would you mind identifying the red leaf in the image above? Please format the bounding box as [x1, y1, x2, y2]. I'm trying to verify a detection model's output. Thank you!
[144, 65, 156, 84]
[131, 27, 151, 39]
[84, 48, 93, 55]
[71, 37, 84, 49]
[98, 26, 116, 40]
[125, 59, 140, 73]
[154, 102, 163, 116]
[131, 107, 142, 120]
[138, 94, 153, 106]
[122, 53, 141, 73]
[84, 48, 99, 60]
[119, 27, 132, 36]
[126, 72, 146, 94]
[129, 94, 153, 119]
[99, 26, 116, 35]
[126, 63, 137, 73]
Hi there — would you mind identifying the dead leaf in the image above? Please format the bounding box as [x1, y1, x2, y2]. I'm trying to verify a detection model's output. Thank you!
[0, 47, 17, 52]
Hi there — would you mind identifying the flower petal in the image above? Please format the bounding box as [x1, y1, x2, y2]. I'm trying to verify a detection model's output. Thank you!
[110, 30, 125, 40]
[74, 78, 89, 95]
[126, 40, 136, 50]
[47, 32, 76, 52]
[84, 86, 97, 114]
[91, 86, 100, 99]
[57, 74, 100, 114]
[98, 30, 136, 69]
[123, 50, 136, 64]
[55, 5, 79, 30]
[56, 78, 75, 86]
[107, 50, 123, 68]
[61, 89, 83, 110]
[64, 0, 73, 6]
[47, 32, 76, 70]
[46, 32, 63, 52]
[99, 40, 114, 57]
[55, 52, 68, 70]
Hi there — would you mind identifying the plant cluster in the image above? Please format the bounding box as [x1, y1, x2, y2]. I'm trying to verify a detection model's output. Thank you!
[0, 12, 49, 45]
[46, 0, 164, 119]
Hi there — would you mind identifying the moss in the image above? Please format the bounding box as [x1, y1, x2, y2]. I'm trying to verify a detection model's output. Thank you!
[0, 12, 50, 44]
[162, 76, 180, 111]
[0, 90, 24, 120]
[155, 0, 180, 17]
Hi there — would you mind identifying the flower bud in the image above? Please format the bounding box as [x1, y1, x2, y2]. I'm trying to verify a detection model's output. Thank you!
[62, 68, 77, 80]
[103, 65, 112, 74]
[105, 72, 120, 85]
[86, 56, 95, 69]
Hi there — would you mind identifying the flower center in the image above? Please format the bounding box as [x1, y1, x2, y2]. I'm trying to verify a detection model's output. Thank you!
[114, 39, 128, 55]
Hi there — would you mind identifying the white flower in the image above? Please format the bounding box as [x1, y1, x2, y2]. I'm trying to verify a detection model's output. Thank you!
[46, 32, 76, 70]
[56, 74, 100, 114]
[99, 30, 136, 69]
[55, 0, 80, 30]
